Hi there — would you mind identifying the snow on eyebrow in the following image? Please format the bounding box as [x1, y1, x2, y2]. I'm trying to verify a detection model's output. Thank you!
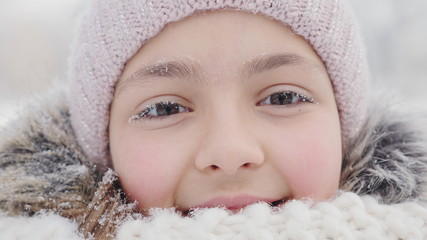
[241, 53, 323, 79]
[116, 60, 204, 95]
[115, 53, 323, 95]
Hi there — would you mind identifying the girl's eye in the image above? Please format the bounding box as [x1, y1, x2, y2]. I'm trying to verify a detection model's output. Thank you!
[130, 101, 192, 121]
[257, 91, 315, 106]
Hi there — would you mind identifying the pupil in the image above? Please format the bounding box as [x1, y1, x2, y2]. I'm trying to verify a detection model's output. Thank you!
[271, 92, 293, 105]
[157, 103, 180, 116]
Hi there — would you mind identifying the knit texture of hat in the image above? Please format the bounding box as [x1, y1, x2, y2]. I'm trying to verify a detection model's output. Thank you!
[69, 0, 369, 171]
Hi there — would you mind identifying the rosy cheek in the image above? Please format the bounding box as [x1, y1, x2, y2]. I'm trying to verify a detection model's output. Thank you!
[286, 142, 341, 200]
[288, 151, 338, 200]
[112, 133, 180, 208]
[272, 124, 341, 201]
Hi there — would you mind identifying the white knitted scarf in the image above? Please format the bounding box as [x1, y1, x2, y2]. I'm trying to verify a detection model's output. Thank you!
[1, 192, 426, 240]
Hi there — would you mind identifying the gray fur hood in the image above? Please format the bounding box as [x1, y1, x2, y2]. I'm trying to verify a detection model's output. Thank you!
[1, 92, 427, 239]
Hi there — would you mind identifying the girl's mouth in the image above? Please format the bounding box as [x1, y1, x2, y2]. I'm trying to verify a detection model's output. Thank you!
[178, 195, 290, 215]
[270, 198, 288, 207]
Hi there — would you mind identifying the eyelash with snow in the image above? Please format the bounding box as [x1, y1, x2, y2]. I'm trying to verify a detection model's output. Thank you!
[129, 101, 192, 122]
[129, 91, 314, 122]
[257, 91, 315, 106]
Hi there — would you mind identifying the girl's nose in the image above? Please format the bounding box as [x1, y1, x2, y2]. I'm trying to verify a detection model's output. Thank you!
[194, 117, 265, 175]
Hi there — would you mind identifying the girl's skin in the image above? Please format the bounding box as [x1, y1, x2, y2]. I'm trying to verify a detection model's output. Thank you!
[109, 10, 342, 212]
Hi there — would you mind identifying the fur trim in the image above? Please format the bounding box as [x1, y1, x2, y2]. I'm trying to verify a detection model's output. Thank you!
[0, 93, 100, 219]
[78, 170, 136, 239]
[1, 92, 427, 238]
[340, 107, 427, 203]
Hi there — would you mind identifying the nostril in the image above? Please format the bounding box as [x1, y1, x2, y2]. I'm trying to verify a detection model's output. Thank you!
[210, 163, 251, 171]
[210, 165, 219, 170]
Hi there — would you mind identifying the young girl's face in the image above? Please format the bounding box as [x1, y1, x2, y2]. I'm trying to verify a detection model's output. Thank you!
[109, 11, 342, 212]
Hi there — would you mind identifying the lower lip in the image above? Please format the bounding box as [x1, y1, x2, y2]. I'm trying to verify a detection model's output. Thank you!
[193, 195, 278, 210]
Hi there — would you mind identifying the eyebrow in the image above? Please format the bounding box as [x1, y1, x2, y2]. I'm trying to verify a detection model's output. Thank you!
[116, 60, 203, 94]
[241, 53, 303, 79]
[116, 53, 317, 95]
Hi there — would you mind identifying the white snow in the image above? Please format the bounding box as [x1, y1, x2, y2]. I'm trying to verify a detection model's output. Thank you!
[0, 0, 85, 127]
[0, 101, 21, 129]
[0, 213, 83, 240]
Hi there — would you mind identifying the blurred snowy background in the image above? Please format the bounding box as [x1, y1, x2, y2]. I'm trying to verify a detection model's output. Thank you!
[0, 0, 426, 127]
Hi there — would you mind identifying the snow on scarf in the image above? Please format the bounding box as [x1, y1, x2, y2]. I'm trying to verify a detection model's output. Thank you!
[1, 190, 427, 240]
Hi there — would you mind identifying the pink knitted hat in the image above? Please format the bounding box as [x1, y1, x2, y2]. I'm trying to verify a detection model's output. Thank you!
[69, 0, 369, 171]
